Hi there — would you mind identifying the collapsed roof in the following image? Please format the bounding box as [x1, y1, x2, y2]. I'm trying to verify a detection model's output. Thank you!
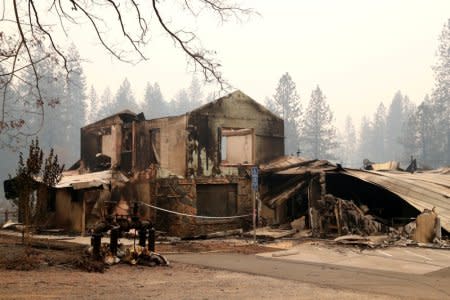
[261, 156, 450, 232]
[54, 170, 129, 190]
[342, 169, 450, 232]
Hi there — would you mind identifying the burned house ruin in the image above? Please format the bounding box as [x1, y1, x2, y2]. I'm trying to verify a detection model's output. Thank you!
[4, 90, 449, 242]
[10, 90, 284, 237]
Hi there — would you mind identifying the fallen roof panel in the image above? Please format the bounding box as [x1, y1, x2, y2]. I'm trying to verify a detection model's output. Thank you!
[260, 156, 337, 174]
[259, 156, 310, 173]
[343, 169, 450, 232]
[55, 170, 128, 190]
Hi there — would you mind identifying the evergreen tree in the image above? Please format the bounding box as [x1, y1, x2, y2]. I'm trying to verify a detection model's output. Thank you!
[357, 116, 373, 167]
[25, 60, 66, 152]
[63, 48, 87, 162]
[302, 86, 337, 159]
[142, 82, 167, 118]
[431, 19, 450, 166]
[98, 87, 114, 119]
[0, 65, 24, 148]
[171, 89, 190, 115]
[342, 116, 357, 167]
[399, 104, 419, 161]
[11, 45, 88, 164]
[385, 91, 405, 161]
[267, 73, 302, 154]
[371, 102, 387, 162]
[169, 76, 205, 115]
[188, 76, 204, 109]
[416, 95, 437, 167]
[110, 78, 139, 114]
[86, 86, 98, 125]
[0, 69, 23, 203]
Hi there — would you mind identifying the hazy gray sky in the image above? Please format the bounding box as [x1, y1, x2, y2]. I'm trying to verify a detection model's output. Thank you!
[74, 0, 450, 129]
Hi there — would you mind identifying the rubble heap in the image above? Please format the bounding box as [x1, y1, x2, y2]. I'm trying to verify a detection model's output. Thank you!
[313, 194, 386, 237]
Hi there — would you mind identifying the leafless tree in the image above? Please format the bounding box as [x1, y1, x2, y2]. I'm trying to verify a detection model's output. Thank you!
[0, 0, 251, 147]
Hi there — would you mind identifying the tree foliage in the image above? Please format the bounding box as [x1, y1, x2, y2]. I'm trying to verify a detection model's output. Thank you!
[110, 78, 139, 113]
[431, 19, 450, 165]
[170, 76, 206, 115]
[142, 82, 168, 119]
[97, 87, 114, 120]
[267, 73, 302, 154]
[302, 86, 337, 159]
[341, 116, 357, 167]
[15, 138, 63, 226]
[357, 116, 373, 166]
[86, 86, 98, 125]
[371, 102, 386, 162]
[385, 91, 405, 161]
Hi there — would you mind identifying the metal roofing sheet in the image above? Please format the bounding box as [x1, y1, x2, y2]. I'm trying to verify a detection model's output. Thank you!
[344, 169, 450, 232]
[259, 156, 309, 173]
[55, 170, 128, 190]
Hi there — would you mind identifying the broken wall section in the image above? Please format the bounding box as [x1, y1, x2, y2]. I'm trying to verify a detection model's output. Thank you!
[187, 91, 284, 177]
[154, 176, 253, 238]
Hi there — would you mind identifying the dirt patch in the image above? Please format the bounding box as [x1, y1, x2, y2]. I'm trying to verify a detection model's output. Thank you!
[156, 239, 280, 254]
[0, 233, 278, 273]
[0, 235, 103, 273]
[0, 262, 397, 299]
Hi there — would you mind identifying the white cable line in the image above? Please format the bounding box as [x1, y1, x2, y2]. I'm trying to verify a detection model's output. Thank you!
[140, 202, 252, 219]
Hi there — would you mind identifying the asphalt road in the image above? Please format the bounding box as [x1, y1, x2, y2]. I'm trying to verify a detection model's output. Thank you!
[168, 252, 450, 299]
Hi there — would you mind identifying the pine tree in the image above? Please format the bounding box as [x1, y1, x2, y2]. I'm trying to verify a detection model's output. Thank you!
[188, 76, 204, 109]
[385, 91, 404, 161]
[357, 116, 373, 167]
[98, 87, 114, 119]
[416, 95, 436, 167]
[63, 48, 87, 162]
[23, 59, 66, 153]
[86, 86, 98, 125]
[267, 73, 302, 155]
[110, 78, 139, 114]
[302, 86, 337, 159]
[171, 89, 190, 115]
[399, 104, 419, 161]
[142, 82, 167, 118]
[342, 116, 357, 167]
[0, 66, 23, 203]
[431, 19, 450, 166]
[0, 65, 24, 148]
[169, 77, 205, 115]
[371, 102, 387, 162]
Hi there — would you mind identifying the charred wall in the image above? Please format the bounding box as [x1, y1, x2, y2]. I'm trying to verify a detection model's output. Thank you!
[187, 91, 284, 177]
[145, 115, 187, 176]
[134, 121, 151, 171]
[154, 176, 252, 237]
[47, 188, 84, 233]
[81, 115, 123, 172]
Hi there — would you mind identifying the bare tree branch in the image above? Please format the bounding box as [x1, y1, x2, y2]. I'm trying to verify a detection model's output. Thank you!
[0, 0, 252, 147]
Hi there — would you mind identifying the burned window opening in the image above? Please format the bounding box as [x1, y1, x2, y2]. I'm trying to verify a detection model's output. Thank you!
[221, 135, 227, 161]
[122, 127, 132, 153]
[120, 125, 133, 172]
[220, 128, 254, 165]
